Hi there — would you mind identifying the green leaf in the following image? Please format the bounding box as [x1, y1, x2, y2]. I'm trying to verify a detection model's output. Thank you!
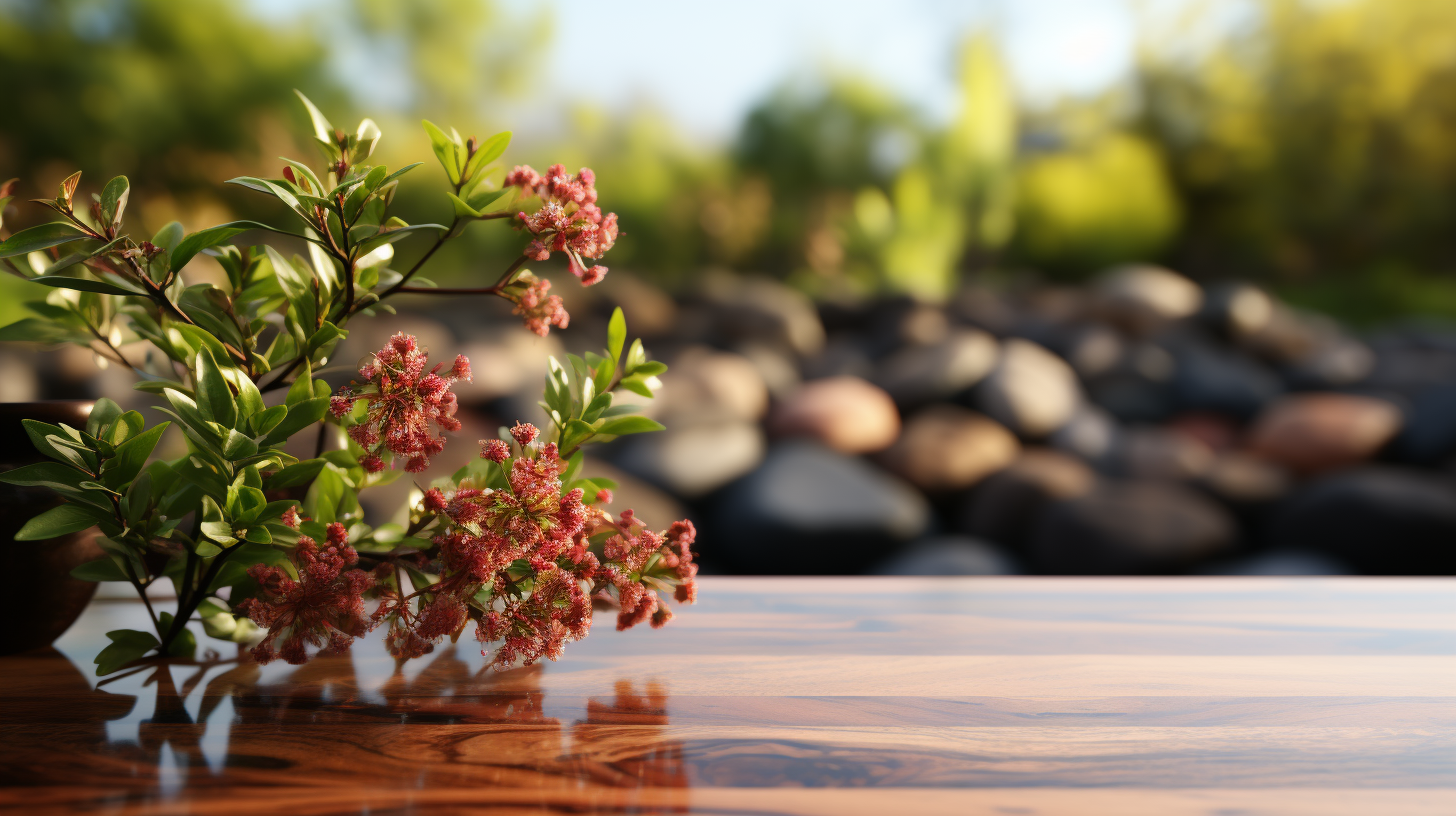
[263, 459, 326, 490]
[15, 504, 102, 540]
[266, 246, 317, 333]
[29, 275, 144, 297]
[86, 398, 123, 439]
[194, 348, 238, 429]
[95, 629, 159, 676]
[624, 338, 646, 373]
[607, 307, 627, 364]
[0, 223, 86, 259]
[260, 397, 328, 446]
[632, 360, 668, 377]
[99, 175, 129, 231]
[71, 557, 129, 582]
[353, 223, 448, 256]
[595, 416, 666, 436]
[422, 119, 462, 184]
[101, 423, 168, 489]
[618, 373, 656, 399]
[0, 461, 89, 491]
[152, 221, 185, 255]
[22, 419, 85, 464]
[250, 404, 288, 437]
[464, 130, 511, 183]
[0, 317, 89, 344]
[295, 90, 335, 143]
[171, 221, 283, 271]
[222, 428, 259, 460]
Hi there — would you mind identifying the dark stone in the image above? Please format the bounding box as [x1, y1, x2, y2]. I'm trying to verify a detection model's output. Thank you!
[873, 536, 1017, 575]
[960, 449, 1096, 550]
[1087, 372, 1176, 424]
[1198, 550, 1351, 576]
[1389, 382, 1456, 466]
[1265, 468, 1456, 574]
[1028, 481, 1238, 574]
[1171, 344, 1283, 420]
[705, 441, 930, 574]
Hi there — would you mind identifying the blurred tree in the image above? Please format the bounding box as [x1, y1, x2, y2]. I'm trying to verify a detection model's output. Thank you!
[1138, 0, 1456, 281]
[0, 0, 339, 219]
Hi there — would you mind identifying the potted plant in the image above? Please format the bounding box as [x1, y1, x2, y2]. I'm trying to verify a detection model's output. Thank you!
[0, 93, 697, 674]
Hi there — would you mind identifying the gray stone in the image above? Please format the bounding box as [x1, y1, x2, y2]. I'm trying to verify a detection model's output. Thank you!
[707, 441, 931, 574]
[699, 275, 826, 358]
[976, 339, 1081, 438]
[1050, 404, 1122, 467]
[612, 419, 765, 499]
[1029, 481, 1238, 574]
[1390, 382, 1456, 465]
[1171, 344, 1283, 420]
[873, 536, 1018, 576]
[873, 328, 999, 407]
[1266, 467, 1456, 574]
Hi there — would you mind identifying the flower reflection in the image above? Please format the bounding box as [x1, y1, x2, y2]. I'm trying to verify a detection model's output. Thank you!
[3, 644, 689, 807]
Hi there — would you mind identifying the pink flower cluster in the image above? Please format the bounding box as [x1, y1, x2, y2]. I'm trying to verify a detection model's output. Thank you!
[505, 164, 618, 287]
[329, 334, 470, 473]
[507, 272, 569, 337]
[237, 521, 374, 665]
[379, 422, 698, 669]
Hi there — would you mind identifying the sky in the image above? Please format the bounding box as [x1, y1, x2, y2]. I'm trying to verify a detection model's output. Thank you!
[509, 0, 1153, 140]
[253, 0, 1236, 143]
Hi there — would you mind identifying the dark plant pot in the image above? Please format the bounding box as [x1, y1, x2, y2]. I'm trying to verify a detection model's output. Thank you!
[0, 401, 104, 656]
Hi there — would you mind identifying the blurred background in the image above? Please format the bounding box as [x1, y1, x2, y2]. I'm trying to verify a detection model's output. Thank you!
[5, 0, 1456, 576]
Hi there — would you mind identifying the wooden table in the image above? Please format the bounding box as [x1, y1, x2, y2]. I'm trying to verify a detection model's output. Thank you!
[2, 577, 1455, 815]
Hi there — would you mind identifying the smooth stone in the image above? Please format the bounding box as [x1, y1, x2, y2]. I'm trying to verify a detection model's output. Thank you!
[961, 449, 1097, 550]
[1199, 550, 1351, 576]
[873, 328, 999, 406]
[873, 536, 1017, 576]
[1390, 382, 1456, 465]
[1266, 467, 1456, 574]
[1247, 393, 1402, 474]
[1029, 481, 1238, 574]
[1284, 338, 1375, 389]
[1095, 264, 1203, 332]
[802, 337, 875, 380]
[1114, 426, 1215, 481]
[699, 275, 826, 358]
[879, 405, 1019, 491]
[657, 346, 769, 423]
[1049, 403, 1122, 466]
[707, 441, 930, 574]
[1200, 282, 1274, 339]
[1172, 344, 1283, 420]
[770, 376, 901, 455]
[976, 338, 1081, 438]
[612, 419, 765, 499]
[1198, 453, 1292, 505]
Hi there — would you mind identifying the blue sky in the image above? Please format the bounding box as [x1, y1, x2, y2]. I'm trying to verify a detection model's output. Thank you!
[517, 0, 1145, 139]
[255, 0, 1238, 142]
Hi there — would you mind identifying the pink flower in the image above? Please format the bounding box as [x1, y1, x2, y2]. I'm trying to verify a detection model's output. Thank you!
[339, 334, 468, 473]
[237, 534, 374, 665]
[505, 163, 617, 287]
[510, 421, 539, 446]
[480, 438, 510, 463]
[506, 273, 569, 337]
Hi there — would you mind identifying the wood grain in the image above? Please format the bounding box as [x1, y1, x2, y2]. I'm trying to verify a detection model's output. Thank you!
[2, 577, 1456, 814]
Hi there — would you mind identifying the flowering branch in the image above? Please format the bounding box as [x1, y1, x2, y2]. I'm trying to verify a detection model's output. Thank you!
[0, 93, 691, 677]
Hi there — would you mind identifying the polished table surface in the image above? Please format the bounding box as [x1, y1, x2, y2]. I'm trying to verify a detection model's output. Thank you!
[3, 576, 1456, 814]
